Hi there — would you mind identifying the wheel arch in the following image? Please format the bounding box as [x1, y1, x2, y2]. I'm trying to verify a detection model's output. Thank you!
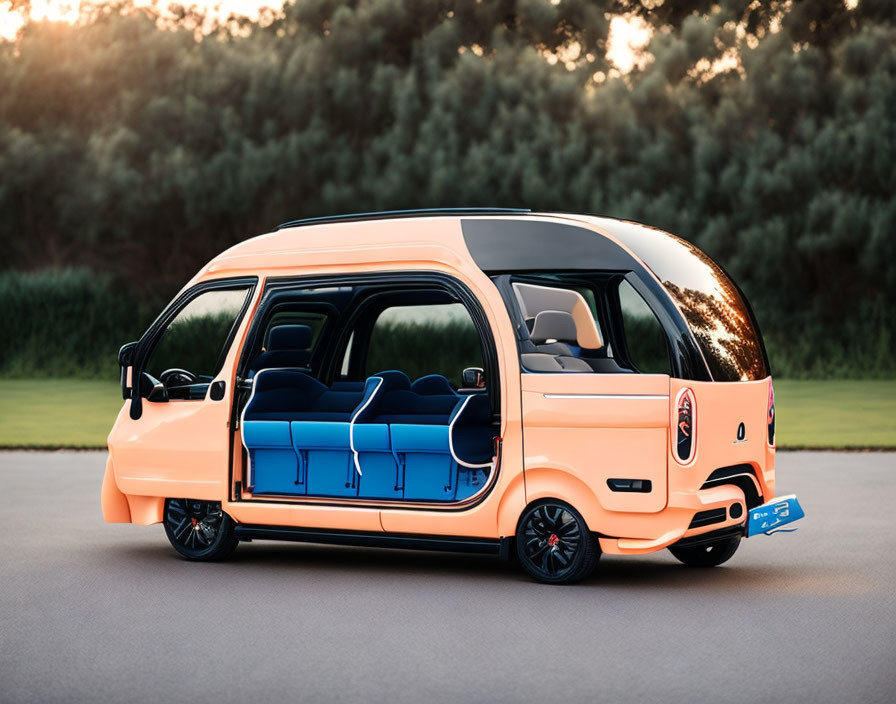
[495, 470, 528, 537]
[520, 466, 606, 534]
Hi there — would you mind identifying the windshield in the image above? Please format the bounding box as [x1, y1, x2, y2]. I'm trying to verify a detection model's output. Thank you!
[606, 221, 769, 382]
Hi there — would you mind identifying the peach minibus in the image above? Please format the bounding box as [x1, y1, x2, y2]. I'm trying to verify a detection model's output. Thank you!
[103, 209, 803, 583]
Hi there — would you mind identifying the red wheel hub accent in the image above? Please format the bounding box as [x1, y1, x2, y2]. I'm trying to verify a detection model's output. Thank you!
[547, 533, 559, 547]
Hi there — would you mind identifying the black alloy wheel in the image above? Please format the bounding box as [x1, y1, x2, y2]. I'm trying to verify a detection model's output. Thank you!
[516, 501, 599, 584]
[164, 498, 238, 561]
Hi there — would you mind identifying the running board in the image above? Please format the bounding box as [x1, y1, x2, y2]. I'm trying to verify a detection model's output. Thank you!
[234, 524, 509, 557]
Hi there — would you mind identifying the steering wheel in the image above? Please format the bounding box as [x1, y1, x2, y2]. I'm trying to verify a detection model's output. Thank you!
[159, 368, 197, 388]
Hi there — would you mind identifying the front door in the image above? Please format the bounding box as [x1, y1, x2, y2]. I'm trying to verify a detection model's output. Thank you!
[109, 280, 257, 501]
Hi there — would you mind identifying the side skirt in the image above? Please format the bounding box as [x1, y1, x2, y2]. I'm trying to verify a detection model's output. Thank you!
[234, 524, 512, 557]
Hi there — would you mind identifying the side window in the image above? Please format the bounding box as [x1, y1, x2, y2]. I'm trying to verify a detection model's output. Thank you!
[145, 286, 251, 399]
[514, 280, 604, 345]
[616, 280, 671, 375]
[365, 304, 483, 387]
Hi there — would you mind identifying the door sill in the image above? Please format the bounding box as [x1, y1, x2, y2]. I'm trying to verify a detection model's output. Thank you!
[234, 524, 507, 556]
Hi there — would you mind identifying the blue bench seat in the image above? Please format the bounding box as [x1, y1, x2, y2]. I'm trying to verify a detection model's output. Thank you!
[242, 419, 299, 495]
[242, 370, 497, 502]
[353, 424, 402, 499]
[243, 370, 364, 496]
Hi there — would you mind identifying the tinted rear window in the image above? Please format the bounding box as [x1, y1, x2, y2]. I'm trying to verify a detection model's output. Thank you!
[608, 222, 769, 382]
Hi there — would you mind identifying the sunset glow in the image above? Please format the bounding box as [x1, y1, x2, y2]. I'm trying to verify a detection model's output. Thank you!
[606, 14, 653, 73]
[1, 0, 651, 77]
[0, 0, 275, 39]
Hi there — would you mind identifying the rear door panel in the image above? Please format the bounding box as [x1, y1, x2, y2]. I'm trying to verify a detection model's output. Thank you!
[521, 373, 670, 513]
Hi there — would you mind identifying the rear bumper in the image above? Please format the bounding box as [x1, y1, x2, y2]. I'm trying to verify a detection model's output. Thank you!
[599, 490, 804, 555]
[598, 484, 748, 555]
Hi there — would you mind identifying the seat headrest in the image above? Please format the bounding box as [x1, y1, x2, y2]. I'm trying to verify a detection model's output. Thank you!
[529, 310, 578, 344]
[267, 324, 312, 351]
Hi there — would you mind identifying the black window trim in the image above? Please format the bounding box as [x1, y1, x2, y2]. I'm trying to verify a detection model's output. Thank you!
[230, 269, 505, 513]
[129, 276, 257, 418]
[490, 270, 706, 380]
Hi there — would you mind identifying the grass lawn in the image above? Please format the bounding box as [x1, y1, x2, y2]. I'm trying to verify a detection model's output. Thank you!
[773, 379, 896, 449]
[0, 379, 122, 449]
[0, 378, 893, 450]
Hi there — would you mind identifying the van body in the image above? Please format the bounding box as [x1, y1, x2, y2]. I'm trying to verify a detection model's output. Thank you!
[104, 209, 803, 583]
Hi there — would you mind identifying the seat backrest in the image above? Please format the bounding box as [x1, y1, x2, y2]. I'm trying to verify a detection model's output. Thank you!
[513, 282, 602, 348]
[244, 370, 326, 420]
[330, 380, 366, 393]
[523, 310, 595, 373]
[245, 369, 365, 422]
[529, 310, 578, 346]
[357, 371, 459, 425]
[411, 375, 457, 396]
[249, 324, 313, 371]
[373, 391, 460, 425]
[352, 370, 412, 423]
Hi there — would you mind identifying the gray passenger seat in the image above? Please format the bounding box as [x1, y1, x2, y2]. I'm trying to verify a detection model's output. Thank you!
[521, 310, 593, 372]
[521, 310, 632, 374]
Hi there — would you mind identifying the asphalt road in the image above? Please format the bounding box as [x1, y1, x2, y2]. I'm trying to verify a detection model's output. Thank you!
[0, 451, 893, 704]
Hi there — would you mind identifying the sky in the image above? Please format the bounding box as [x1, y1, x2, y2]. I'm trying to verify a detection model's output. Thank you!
[0, 0, 653, 74]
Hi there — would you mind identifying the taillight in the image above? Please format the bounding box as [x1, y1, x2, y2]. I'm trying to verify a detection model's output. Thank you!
[767, 382, 776, 447]
[674, 388, 696, 464]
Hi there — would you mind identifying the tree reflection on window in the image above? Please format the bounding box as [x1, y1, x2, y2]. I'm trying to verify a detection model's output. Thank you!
[607, 221, 769, 382]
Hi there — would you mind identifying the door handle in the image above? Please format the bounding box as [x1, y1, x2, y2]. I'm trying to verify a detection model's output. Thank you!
[209, 380, 226, 401]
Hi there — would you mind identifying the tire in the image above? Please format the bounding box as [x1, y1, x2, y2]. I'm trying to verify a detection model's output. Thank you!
[668, 536, 741, 567]
[516, 501, 599, 584]
[163, 498, 238, 561]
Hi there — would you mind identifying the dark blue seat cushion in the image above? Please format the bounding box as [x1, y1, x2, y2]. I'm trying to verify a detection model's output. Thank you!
[292, 421, 351, 449]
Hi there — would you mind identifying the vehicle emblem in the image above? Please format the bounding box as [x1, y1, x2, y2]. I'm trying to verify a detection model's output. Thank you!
[733, 422, 747, 444]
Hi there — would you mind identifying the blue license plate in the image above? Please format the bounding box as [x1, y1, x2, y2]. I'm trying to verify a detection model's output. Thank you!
[747, 494, 804, 537]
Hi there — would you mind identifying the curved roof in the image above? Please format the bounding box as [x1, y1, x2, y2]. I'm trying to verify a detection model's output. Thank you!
[197, 210, 669, 282]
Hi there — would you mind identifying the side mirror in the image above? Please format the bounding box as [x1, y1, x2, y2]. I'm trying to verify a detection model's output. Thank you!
[462, 367, 486, 389]
[118, 341, 138, 400]
[140, 372, 168, 403]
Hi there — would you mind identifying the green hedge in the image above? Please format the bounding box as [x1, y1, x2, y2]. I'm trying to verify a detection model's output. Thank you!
[2, 269, 893, 379]
[367, 319, 484, 387]
[0, 269, 158, 378]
